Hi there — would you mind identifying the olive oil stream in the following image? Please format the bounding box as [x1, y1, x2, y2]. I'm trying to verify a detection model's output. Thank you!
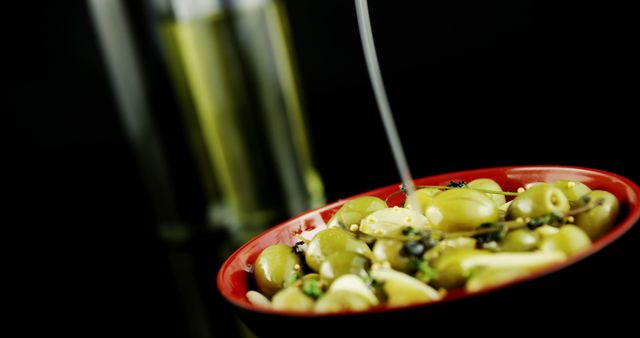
[355, 0, 419, 209]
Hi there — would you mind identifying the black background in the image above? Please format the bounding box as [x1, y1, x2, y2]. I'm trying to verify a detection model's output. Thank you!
[9, 0, 638, 336]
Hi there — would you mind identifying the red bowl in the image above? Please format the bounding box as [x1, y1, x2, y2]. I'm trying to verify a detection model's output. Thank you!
[217, 166, 640, 337]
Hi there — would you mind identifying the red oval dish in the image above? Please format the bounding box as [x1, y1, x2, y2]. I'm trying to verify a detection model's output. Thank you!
[217, 166, 640, 335]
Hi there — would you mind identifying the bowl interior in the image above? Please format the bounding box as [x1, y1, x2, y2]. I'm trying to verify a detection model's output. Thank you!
[217, 166, 640, 316]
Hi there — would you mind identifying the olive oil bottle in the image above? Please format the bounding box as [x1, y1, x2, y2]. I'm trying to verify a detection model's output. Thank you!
[156, 0, 324, 243]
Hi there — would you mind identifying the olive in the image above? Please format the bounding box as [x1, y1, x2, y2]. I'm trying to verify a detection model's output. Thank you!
[425, 188, 499, 232]
[552, 180, 592, 203]
[314, 290, 372, 313]
[372, 239, 412, 273]
[271, 287, 314, 311]
[506, 183, 570, 220]
[305, 228, 372, 272]
[253, 244, 301, 298]
[404, 188, 440, 214]
[539, 225, 592, 256]
[500, 229, 539, 252]
[534, 225, 560, 238]
[574, 190, 620, 240]
[327, 196, 387, 228]
[371, 268, 441, 307]
[468, 178, 506, 207]
[431, 248, 490, 289]
[319, 251, 371, 285]
[359, 207, 429, 237]
[302, 273, 320, 282]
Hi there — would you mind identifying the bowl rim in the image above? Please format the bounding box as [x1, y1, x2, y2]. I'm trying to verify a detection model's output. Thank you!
[217, 165, 640, 317]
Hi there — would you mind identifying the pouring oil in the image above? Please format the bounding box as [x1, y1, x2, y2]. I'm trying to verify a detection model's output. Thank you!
[355, 0, 419, 208]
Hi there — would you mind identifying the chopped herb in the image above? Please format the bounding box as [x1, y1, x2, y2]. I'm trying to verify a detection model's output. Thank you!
[401, 229, 438, 257]
[283, 271, 299, 288]
[400, 183, 410, 196]
[403, 241, 425, 257]
[362, 273, 374, 286]
[480, 241, 500, 251]
[414, 258, 438, 283]
[526, 212, 563, 229]
[292, 241, 305, 255]
[422, 236, 439, 252]
[466, 266, 483, 281]
[447, 180, 468, 188]
[580, 195, 591, 205]
[369, 278, 388, 302]
[473, 222, 507, 245]
[402, 226, 418, 236]
[302, 279, 323, 300]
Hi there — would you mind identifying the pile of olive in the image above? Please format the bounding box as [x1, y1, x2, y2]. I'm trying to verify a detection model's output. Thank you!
[246, 179, 620, 312]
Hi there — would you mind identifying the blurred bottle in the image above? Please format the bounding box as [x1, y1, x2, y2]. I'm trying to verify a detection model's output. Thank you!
[90, 1, 324, 336]
[151, 0, 325, 244]
[90, 0, 324, 242]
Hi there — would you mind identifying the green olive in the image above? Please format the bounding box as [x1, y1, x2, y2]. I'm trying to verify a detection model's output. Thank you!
[305, 228, 372, 272]
[425, 188, 499, 232]
[500, 229, 539, 252]
[372, 239, 412, 273]
[327, 196, 387, 228]
[404, 188, 440, 214]
[253, 244, 301, 298]
[506, 183, 570, 219]
[539, 225, 592, 256]
[574, 190, 620, 240]
[359, 207, 430, 237]
[271, 287, 314, 311]
[468, 178, 506, 207]
[314, 290, 372, 313]
[319, 251, 371, 285]
[431, 248, 490, 289]
[552, 180, 592, 203]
